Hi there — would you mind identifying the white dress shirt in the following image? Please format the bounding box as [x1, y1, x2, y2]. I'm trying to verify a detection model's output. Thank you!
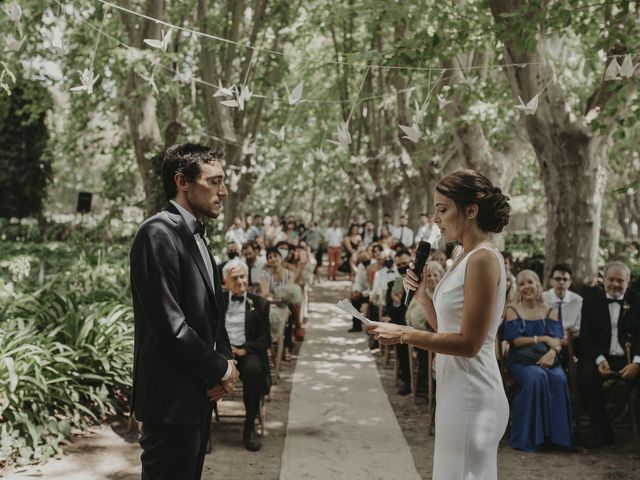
[226, 292, 247, 346]
[325, 227, 344, 248]
[397, 225, 414, 247]
[542, 288, 583, 334]
[351, 263, 371, 296]
[224, 227, 247, 247]
[415, 224, 432, 243]
[170, 201, 215, 292]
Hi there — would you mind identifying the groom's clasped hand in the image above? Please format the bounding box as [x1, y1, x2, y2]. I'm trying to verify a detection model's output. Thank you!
[206, 359, 241, 402]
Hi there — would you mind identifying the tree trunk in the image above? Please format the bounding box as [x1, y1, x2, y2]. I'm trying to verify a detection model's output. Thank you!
[487, 0, 637, 284]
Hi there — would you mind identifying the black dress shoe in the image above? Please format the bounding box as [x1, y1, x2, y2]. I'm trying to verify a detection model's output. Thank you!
[244, 428, 262, 452]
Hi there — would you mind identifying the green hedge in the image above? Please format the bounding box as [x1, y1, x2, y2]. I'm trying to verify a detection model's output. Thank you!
[0, 243, 132, 466]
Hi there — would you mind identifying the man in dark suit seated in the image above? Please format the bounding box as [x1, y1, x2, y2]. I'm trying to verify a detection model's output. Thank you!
[221, 258, 272, 452]
[577, 261, 640, 449]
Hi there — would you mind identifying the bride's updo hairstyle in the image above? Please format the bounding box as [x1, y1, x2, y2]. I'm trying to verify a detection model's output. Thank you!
[435, 169, 511, 233]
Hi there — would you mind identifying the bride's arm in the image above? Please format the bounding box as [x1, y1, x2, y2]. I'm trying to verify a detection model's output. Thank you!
[373, 250, 500, 358]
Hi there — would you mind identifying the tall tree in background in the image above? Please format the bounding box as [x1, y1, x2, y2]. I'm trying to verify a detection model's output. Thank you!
[488, 0, 640, 284]
[0, 78, 53, 218]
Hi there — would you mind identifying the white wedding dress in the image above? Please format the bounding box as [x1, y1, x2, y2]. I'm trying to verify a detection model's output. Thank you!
[431, 246, 509, 479]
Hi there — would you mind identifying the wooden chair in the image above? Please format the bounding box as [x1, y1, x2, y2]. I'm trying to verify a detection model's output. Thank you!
[207, 381, 266, 454]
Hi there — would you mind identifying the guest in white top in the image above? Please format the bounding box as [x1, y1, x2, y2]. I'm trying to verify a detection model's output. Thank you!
[349, 249, 373, 332]
[241, 241, 266, 292]
[415, 213, 432, 243]
[542, 263, 583, 337]
[396, 215, 414, 248]
[224, 217, 247, 247]
[325, 219, 343, 280]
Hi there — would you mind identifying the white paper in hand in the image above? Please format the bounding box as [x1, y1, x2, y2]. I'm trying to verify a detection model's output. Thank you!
[335, 298, 379, 326]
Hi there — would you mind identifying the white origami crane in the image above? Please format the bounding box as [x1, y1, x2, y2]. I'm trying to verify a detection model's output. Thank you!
[605, 58, 622, 81]
[585, 106, 600, 124]
[328, 122, 351, 148]
[619, 55, 638, 79]
[173, 65, 191, 84]
[140, 72, 159, 95]
[515, 93, 539, 116]
[143, 28, 173, 52]
[270, 126, 285, 141]
[0, 62, 16, 95]
[398, 123, 422, 143]
[220, 85, 252, 111]
[4, 33, 23, 51]
[3, 1, 21, 24]
[285, 81, 304, 105]
[213, 78, 234, 97]
[70, 68, 100, 95]
[414, 99, 428, 126]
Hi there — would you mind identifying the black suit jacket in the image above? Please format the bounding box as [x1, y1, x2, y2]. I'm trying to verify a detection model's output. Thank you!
[130, 203, 232, 425]
[223, 292, 272, 394]
[578, 290, 640, 364]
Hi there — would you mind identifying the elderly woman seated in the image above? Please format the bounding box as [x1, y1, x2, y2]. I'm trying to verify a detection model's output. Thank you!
[260, 246, 303, 353]
[222, 259, 271, 452]
[502, 269, 574, 452]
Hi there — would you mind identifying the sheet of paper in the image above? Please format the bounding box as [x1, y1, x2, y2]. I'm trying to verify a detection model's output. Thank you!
[335, 298, 379, 326]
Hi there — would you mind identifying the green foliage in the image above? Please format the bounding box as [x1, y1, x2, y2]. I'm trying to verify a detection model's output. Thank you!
[0, 78, 53, 218]
[0, 242, 133, 466]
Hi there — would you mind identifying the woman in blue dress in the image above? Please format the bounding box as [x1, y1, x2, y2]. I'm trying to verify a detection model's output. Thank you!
[503, 269, 574, 452]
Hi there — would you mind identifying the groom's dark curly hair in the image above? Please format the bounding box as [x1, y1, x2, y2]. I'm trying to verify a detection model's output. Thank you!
[161, 143, 224, 200]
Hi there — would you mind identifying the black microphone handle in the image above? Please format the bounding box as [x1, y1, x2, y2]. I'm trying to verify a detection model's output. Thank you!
[404, 241, 431, 306]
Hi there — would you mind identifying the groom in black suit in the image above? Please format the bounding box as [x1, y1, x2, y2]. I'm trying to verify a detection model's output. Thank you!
[130, 143, 240, 479]
[577, 261, 640, 448]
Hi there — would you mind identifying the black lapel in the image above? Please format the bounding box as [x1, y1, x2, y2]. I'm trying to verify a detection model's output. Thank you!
[166, 203, 217, 305]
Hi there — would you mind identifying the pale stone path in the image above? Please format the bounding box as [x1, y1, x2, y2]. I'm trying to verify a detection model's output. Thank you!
[279, 279, 421, 480]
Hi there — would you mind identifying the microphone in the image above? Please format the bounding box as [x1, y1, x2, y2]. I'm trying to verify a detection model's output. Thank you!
[404, 241, 431, 306]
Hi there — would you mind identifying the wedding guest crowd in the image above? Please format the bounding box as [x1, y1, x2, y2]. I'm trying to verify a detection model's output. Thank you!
[223, 212, 639, 454]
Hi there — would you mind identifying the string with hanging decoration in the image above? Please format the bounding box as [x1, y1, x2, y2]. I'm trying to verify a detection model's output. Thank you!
[2, 0, 639, 151]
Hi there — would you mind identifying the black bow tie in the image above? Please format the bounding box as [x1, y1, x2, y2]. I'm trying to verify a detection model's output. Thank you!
[607, 298, 624, 306]
[194, 221, 206, 238]
[231, 295, 244, 303]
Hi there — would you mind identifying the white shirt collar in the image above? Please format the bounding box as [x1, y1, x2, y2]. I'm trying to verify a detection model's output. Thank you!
[170, 200, 198, 234]
[606, 292, 625, 301]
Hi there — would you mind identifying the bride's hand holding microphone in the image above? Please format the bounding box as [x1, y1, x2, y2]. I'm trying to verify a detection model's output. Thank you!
[366, 241, 431, 344]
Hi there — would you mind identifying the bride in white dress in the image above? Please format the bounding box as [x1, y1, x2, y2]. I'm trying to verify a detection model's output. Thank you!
[368, 169, 510, 480]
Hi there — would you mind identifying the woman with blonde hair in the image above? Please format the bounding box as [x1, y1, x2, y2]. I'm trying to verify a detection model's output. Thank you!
[502, 269, 574, 452]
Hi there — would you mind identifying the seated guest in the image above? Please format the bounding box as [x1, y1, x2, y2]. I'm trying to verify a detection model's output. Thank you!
[396, 215, 414, 248]
[222, 259, 271, 452]
[425, 261, 445, 299]
[542, 263, 583, 360]
[350, 249, 373, 333]
[260, 247, 298, 354]
[218, 241, 241, 276]
[387, 249, 412, 395]
[224, 217, 247, 247]
[241, 241, 266, 293]
[502, 270, 574, 452]
[577, 261, 640, 448]
[362, 220, 378, 247]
